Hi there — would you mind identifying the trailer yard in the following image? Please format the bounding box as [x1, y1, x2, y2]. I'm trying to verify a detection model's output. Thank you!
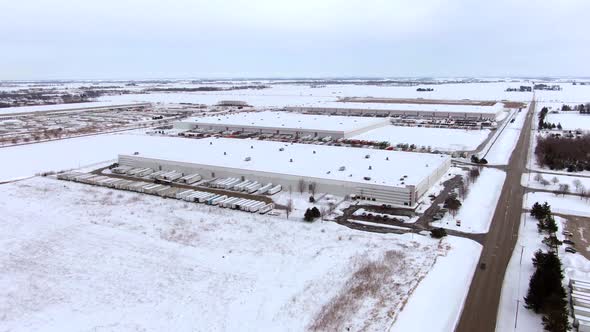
[0, 103, 190, 147]
[58, 169, 277, 214]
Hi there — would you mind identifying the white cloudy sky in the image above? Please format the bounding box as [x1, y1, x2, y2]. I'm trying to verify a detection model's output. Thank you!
[1, 0, 589, 79]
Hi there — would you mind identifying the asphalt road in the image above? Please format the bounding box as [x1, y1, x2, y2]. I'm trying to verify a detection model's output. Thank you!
[455, 99, 536, 332]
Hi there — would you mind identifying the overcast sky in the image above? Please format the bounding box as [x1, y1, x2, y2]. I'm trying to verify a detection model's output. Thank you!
[1, 0, 589, 80]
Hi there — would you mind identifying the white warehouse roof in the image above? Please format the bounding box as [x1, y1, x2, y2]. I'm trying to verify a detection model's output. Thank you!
[123, 136, 450, 188]
[295, 101, 504, 115]
[182, 111, 389, 133]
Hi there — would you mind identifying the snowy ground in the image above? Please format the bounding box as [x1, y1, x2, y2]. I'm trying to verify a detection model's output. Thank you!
[94, 81, 575, 105]
[432, 168, 506, 233]
[353, 125, 490, 152]
[0, 132, 159, 182]
[482, 108, 527, 165]
[0, 101, 145, 115]
[394, 237, 481, 332]
[497, 212, 590, 332]
[522, 173, 590, 192]
[546, 113, 590, 131]
[0, 177, 480, 332]
[524, 192, 590, 217]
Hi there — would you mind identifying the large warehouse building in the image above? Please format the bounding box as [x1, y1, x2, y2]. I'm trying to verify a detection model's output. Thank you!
[286, 101, 504, 120]
[117, 137, 451, 207]
[174, 111, 390, 139]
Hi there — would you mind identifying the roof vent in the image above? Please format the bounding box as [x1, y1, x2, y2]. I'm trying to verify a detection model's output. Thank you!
[251, 145, 253, 149]
[224, 152, 227, 155]
[365, 154, 370, 159]
[313, 150, 316, 154]
[279, 147, 284, 151]
[386, 157, 389, 161]
[290, 158, 293, 162]
[339, 166, 346, 171]
[363, 176, 371, 181]
[368, 165, 372, 170]
[245, 156, 251, 161]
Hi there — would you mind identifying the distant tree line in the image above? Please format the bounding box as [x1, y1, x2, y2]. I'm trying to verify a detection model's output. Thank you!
[561, 103, 590, 114]
[146, 85, 269, 92]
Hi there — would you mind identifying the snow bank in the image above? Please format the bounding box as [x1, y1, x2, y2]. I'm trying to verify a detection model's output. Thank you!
[393, 237, 482, 332]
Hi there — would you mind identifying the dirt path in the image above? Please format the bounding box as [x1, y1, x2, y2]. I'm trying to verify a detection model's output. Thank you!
[455, 99, 536, 332]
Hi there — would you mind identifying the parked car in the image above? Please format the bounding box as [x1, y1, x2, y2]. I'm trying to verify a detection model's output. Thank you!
[563, 239, 575, 245]
[565, 247, 577, 254]
[562, 230, 573, 236]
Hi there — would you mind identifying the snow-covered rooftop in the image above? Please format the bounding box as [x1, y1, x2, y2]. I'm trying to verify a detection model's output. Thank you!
[293, 101, 504, 115]
[183, 111, 389, 133]
[124, 136, 450, 187]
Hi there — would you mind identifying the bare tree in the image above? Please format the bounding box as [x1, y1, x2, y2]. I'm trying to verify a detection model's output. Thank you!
[309, 182, 317, 196]
[557, 183, 570, 196]
[573, 179, 584, 195]
[534, 173, 543, 183]
[298, 179, 305, 194]
[551, 176, 559, 186]
[286, 199, 293, 219]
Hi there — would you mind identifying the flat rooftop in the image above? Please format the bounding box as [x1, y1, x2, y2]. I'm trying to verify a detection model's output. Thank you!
[182, 111, 389, 133]
[123, 136, 450, 187]
[293, 101, 503, 115]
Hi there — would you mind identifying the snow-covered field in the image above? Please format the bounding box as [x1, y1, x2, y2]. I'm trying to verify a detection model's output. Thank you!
[545, 113, 590, 131]
[0, 133, 160, 182]
[354, 125, 490, 152]
[0, 177, 479, 331]
[93, 82, 550, 105]
[432, 168, 506, 233]
[524, 192, 590, 217]
[482, 108, 527, 165]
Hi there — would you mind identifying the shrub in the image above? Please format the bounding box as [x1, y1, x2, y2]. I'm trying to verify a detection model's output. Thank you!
[430, 228, 447, 238]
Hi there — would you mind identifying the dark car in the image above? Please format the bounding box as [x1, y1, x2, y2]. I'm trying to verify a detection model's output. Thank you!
[563, 239, 575, 245]
[565, 247, 577, 254]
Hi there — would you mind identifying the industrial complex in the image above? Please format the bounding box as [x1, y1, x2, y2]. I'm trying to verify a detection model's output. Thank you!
[174, 111, 390, 139]
[286, 101, 504, 120]
[116, 136, 451, 207]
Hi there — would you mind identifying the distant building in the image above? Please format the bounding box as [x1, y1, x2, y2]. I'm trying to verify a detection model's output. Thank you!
[217, 100, 250, 107]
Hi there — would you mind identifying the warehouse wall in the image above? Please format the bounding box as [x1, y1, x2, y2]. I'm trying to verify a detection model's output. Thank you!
[118, 154, 449, 207]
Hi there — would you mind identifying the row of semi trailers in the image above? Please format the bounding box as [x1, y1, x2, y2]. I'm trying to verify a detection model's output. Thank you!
[570, 278, 590, 332]
[57, 172, 275, 214]
[112, 166, 282, 195]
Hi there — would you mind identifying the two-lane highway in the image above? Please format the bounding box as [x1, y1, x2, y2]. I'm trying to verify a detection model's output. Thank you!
[456, 99, 536, 332]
